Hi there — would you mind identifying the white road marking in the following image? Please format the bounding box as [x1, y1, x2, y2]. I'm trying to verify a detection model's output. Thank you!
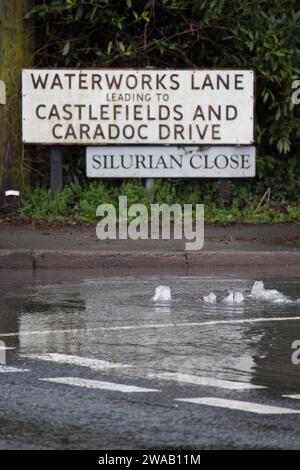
[40, 377, 160, 393]
[148, 372, 266, 390]
[0, 365, 30, 373]
[21, 353, 130, 370]
[175, 397, 300, 414]
[282, 395, 300, 400]
[1, 316, 300, 338]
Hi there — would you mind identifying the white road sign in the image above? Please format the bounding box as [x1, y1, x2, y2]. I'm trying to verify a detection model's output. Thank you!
[86, 146, 256, 178]
[22, 69, 254, 145]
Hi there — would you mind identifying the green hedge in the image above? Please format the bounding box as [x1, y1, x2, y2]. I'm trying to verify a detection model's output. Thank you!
[26, 0, 300, 202]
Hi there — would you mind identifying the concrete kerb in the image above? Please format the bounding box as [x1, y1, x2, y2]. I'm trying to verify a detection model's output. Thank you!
[1, 249, 300, 270]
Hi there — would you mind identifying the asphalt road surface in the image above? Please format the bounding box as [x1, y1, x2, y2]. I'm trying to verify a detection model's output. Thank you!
[0, 271, 300, 450]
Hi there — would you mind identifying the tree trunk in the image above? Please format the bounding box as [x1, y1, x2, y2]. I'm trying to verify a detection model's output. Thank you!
[0, 0, 34, 208]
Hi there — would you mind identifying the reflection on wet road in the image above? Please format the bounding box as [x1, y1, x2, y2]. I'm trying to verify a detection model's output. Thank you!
[0, 273, 300, 449]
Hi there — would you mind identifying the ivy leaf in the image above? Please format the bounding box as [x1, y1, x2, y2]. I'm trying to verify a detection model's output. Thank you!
[141, 11, 150, 22]
[118, 41, 125, 53]
[62, 41, 70, 56]
[107, 41, 113, 55]
[90, 6, 97, 21]
[75, 5, 83, 21]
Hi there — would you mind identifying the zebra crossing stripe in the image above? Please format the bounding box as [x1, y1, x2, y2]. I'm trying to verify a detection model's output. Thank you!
[175, 397, 300, 414]
[21, 353, 130, 370]
[148, 372, 266, 390]
[40, 377, 160, 393]
[0, 365, 30, 373]
[282, 394, 300, 400]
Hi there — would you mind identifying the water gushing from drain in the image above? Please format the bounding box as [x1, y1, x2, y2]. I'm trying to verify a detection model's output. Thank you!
[222, 290, 244, 304]
[203, 292, 217, 304]
[152, 285, 172, 302]
[250, 280, 290, 302]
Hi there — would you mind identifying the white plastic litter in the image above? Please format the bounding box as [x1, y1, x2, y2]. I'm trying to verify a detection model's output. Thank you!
[250, 281, 289, 302]
[203, 292, 217, 304]
[152, 285, 172, 302]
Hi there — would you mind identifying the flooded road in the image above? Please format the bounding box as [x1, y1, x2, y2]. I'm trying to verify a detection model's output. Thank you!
[0, 271, 300, 449]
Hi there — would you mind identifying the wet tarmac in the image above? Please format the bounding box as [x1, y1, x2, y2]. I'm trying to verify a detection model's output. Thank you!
[0, 270, 300, 449]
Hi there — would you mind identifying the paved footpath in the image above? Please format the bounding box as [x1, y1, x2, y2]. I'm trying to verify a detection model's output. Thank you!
[0, 223, 300, 273]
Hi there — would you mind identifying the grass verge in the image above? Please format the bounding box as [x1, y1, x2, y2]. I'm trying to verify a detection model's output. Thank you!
[18, 181, 300, 225]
